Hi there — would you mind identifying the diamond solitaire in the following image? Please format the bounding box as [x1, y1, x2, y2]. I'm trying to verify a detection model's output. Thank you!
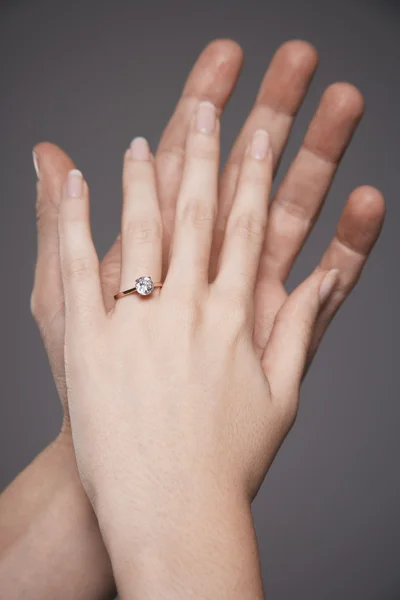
[135, 276, 155, 296]
[114, 276, 163, 301]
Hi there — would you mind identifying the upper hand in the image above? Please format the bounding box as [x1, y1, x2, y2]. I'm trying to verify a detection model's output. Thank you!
[58, 105, 345, 598]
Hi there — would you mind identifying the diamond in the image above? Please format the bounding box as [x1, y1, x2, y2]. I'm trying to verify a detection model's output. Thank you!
[135, 276, 154, 296]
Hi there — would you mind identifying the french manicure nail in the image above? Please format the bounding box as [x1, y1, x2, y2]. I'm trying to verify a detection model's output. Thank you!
[251, 129, 269, 160]
[67, 169, 83, 198]
[319, 269, 339, 303]
[130, 137, 150, 160]
[196, 101, 216, 134]
[32, 151, 40, 178]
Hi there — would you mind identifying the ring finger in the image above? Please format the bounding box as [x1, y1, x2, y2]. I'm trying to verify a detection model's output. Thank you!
[118, 137, 162, 301]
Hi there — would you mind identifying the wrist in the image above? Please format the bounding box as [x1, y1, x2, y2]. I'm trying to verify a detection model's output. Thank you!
[97, 489, 263, 600]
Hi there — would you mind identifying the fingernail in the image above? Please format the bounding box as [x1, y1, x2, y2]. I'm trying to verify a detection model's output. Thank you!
[130, 137, 150, 160]
[196, 101, 216, 134]
[32, 151, 40, 178]
[251, 129, 269, 160]
[67, 169, 83, 198]
[319, 269, 339, 303]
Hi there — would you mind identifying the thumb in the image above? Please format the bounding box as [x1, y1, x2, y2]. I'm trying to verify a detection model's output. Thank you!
[31, 142, 75, 317]
[33, 142, 76, 259]
[31, 143, 76, 408]
[262, 268, 339, 404]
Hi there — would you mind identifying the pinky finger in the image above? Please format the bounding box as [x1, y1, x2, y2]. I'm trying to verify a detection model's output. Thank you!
[262, 268, 339, 410]
[58, 170, 105, 329]
[306, 185, 385, 370]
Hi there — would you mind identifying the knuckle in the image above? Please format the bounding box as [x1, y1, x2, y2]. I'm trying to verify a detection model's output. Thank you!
[123, 218, 162, 245]
[241, 164, 269, 188]
[230, 212, 265, 241]
[188, 142, 218, 163]
[273, 193, 311, 223]
[178, 199, 215, 228]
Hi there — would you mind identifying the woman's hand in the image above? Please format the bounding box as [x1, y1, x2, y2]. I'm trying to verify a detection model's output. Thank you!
[60, 103, 343, 598]
[31, 39, 385, 431]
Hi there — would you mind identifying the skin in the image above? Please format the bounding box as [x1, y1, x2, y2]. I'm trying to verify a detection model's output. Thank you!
[59, 106, 368, 599]
[0, 38, 385, 599]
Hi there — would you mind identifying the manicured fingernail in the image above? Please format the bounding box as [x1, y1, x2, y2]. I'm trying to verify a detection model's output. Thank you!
[319, 269, 339, 303]
[251, 129, 269, 160]
[130, 137, 150, 160]
[196, 101, 216, 134]
[32, 151, 40, 178]
[67, 169, 83, 198]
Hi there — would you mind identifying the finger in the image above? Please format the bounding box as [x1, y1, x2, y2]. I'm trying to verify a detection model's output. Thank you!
[262, 269, 339, 407]
[99, 39, 243, 303]
[166, 102, 220, 291]
[306, 186, 385, 368]
[118, 138, 162, 298]
[31, 142, 75, 328]
[59, 170, 105, 328]
[211, 40, 318, 274]
[156, 39, 243, 273]
[258, 82, 365, 283]
[215, 130, 273, 300]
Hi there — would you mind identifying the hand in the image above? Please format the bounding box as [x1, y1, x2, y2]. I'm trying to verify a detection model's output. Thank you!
[0, 435, 114, 600]
[58, 101, 381, 598]
[31, 39, 385, 431]
[6, 39, 246, 600]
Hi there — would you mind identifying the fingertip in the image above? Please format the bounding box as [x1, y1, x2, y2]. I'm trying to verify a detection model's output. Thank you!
[348, 185, 386, 219]
[275, 39, 319, 76]
[32, 142, 76, 204]
[202, 38, 244, 68]
[65, 169, 84, 198]
[304, 82, 365, 163]
[337, 186, 385, 254]
[258, 39, 318, 116]
[33, 141, 75, 170]
[183, 39, 243, 105]
[32, 149, 40, 178]
[322, 82, 365, 121]
[130, 137, 151, 161]
[32, 141, 58, 156]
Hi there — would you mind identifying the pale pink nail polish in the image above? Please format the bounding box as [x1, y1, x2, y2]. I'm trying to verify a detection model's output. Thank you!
[251, 129, 269, 160]
[67, 169, 83, 198]
[196, 101, 216, 134]
[319, 269, 339, 303]
[32, 151, 40, 178]
[130, 137, 150, 160]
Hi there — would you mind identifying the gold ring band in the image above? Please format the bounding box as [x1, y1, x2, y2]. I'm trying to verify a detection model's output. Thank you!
[114, 276, 162, 301]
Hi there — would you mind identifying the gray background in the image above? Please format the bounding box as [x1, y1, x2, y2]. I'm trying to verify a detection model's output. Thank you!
[0, 0, 399, 598]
